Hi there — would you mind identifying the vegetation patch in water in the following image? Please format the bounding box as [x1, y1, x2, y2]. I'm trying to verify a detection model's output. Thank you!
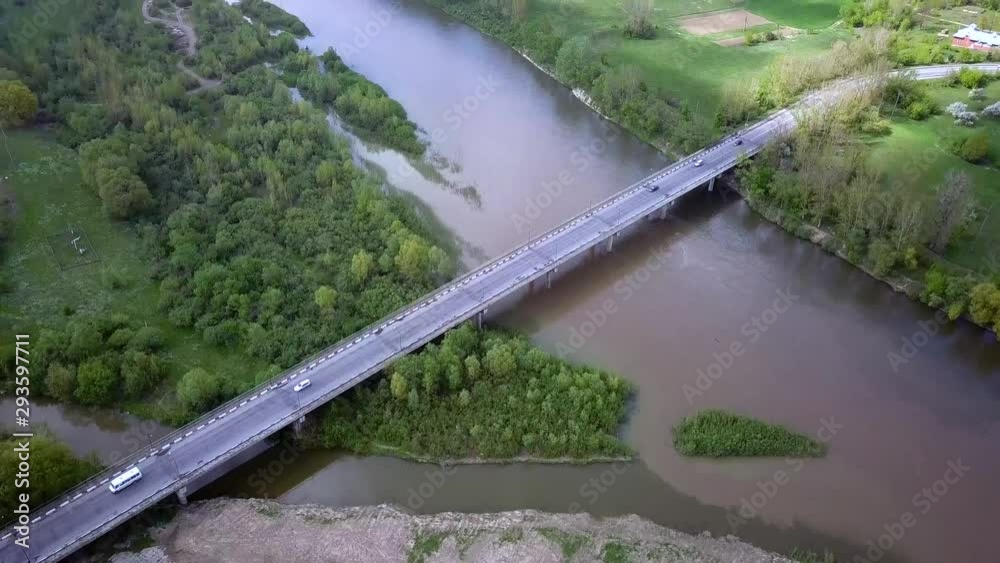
[310, 324, 633, 461]
[672, 409, 825, 458]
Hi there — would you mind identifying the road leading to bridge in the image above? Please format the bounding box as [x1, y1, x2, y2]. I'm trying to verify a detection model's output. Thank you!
[2, 63, 997, 563]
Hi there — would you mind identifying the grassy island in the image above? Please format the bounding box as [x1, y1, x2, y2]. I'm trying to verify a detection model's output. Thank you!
[672, 410, 825, 458]
[310, 324, 633, 461]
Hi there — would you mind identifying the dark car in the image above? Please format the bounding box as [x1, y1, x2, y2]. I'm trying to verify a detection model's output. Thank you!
[648, 184, 660, 192]
[735, 137, 743, 145]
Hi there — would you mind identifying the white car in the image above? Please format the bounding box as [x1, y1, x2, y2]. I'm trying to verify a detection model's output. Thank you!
[293, 379, 311, 392]
[693, 159, 704, 167]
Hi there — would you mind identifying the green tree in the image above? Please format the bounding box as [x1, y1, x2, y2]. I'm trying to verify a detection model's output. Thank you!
[96, 166, 153, 219]
[396, 236, 429, 280]
[314, 285, 338, 311]
[351, 250, 374, 283]
[390, 371, 408, 400]
[969, 283, 1000, 331]
[0, 80, 37, 126]
[458, 388, 471, 407]
[45, 363, 77, 403]
[75, 357, 119, 406]
[464, 355, 481, 380]
[121, 351, 165, 398]
[177, 367, 225, 412]
[485, 344, 516, 378]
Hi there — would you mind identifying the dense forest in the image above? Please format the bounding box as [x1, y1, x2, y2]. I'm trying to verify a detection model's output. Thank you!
[310, 324, 633, 460]
[0, 0, 449, 421]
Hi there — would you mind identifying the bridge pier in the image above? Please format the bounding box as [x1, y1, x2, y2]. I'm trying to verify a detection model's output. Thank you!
[659, 205, 668, 221]
[476, 309, 488, 329]
[708, 176, 716, 192]
[546, 268, 558, 289]
[176, 486, 188, 506]
[292, 416, 306, 437]
[606, 232, 618, 252]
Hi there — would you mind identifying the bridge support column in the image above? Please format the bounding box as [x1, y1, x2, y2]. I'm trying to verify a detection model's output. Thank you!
[292, 416, 305, 437]
[546, 268, 558, 289]
[606, 232, 618, 253]
[476, 309, 487, 329]
[176, 486, 188, 506]
[708, 176, 716, 192]
[659, 205, 668, 221]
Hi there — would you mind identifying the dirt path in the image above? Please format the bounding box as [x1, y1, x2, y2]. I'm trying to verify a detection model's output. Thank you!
[141, 0, 222, 94]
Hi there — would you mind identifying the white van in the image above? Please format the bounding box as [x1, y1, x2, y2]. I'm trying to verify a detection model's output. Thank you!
[108, 467, 142, 493]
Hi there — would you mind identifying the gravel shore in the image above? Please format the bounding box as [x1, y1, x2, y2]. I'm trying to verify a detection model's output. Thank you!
[111, 498, 794, 563]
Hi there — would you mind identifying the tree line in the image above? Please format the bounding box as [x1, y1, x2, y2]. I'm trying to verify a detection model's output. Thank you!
[309, 323, 633, 460]
[735, 68, 1000, 336]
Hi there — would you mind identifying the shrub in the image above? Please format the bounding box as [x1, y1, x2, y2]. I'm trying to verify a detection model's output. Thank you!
[955, 132, 989, 162]
[957, 67, 988, 89]
[946, 101, 969, 117]
[672, 410, 825, 457]
[984, 101, 1000, 118]
[955, 111, 978, 127]
[75, 356, 120, 406]
[969, 88, 985, 101]
[868, 238, 900, 276]
[906, 100, 934, 120]
[177, 367, 226, 413]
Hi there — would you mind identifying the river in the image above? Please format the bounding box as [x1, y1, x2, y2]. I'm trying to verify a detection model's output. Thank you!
[30, 0, 1000, 561]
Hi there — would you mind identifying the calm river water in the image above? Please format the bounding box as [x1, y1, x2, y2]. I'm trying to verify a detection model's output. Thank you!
[29, 1, 1000, 561]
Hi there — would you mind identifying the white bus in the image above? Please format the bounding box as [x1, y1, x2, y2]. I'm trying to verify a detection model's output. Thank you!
[108, 467, 142, 493]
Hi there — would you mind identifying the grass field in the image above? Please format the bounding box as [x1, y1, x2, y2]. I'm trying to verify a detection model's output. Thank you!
[867, 81, 1000, 272]
[743, 0, 842, 29]
[529, 0, 848, 124]
[0, 130, 265, 419]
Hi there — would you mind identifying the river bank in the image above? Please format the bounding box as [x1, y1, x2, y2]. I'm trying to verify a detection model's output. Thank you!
[109, 498, 796, 563]
[418, 0, 998, 338]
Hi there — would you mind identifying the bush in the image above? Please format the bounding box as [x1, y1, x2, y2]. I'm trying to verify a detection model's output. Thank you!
[75, 356, 120, 406]
[984, 101, 1000, 119]
[954, 132, 989, 162]
[905, 100, 934, 120]
[955, 111, 978, 127]
[868, 238, 900, 276]
[957, 67, 988, 89]
[672, 409, 826, 457]
[946, 101, 969, 117]
[176, 367, 226, 413]
[969, 88, 985, 101]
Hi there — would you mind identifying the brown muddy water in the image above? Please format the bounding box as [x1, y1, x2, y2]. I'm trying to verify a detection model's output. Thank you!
[31, 0, 1000, 562]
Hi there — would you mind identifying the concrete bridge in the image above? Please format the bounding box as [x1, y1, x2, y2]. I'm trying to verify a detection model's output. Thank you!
[1, 63, 997, 562]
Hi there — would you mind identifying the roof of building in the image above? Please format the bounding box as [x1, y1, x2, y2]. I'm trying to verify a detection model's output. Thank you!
[954, 24, 1000, 47]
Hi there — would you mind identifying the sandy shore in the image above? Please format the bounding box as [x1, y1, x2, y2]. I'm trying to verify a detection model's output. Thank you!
[110, 498, 794, 563]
